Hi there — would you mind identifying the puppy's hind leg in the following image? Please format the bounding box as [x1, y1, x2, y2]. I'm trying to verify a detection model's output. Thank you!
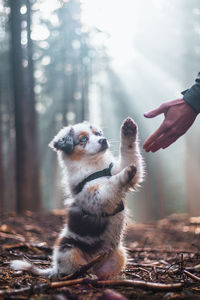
[54, 239, 87, 277]
[93, 245, 127, 279]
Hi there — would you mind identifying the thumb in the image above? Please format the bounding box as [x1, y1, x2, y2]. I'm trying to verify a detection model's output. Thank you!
[144, 104, 166, 118]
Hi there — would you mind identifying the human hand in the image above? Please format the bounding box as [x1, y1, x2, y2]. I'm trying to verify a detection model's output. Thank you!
[143, 98, 198, 152]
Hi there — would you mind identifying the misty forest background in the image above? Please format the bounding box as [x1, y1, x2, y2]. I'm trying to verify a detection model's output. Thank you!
[0, 0, 200, 222]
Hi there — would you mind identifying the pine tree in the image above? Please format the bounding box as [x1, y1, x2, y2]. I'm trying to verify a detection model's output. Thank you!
[10, 0, 41, 213]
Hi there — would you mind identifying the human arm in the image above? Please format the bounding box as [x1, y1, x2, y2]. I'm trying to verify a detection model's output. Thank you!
[143, 73, 200, 152]
[182, 72, 200, 112]
[143, 99, 198, 152]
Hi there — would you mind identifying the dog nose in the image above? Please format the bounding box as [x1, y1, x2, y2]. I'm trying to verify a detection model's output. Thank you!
[98, 138, 107, 145]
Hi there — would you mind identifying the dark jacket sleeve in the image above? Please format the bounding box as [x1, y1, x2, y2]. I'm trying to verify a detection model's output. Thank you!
[181, 72, 200, 113]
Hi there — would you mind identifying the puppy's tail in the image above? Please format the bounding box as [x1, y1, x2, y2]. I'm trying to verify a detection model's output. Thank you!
[10, 260, 55, 277]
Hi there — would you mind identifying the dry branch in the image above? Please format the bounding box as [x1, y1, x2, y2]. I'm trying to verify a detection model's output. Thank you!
[128, 247, 196, 254]
[51, 278, 183, 292]
[92, 279, 183, 291]
[184, 270, 200, 283]
[2, 242, 52, 252]
[2, 242, 43, 254]
[0, 286, 32, 297]
[59, 252, 107, 280]
[0, 232, 25, 242]
[0, 276, 184, 297]
[51, 278, 86, 289]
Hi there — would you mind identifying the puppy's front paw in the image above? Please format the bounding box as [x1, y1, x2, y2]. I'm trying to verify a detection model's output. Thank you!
[126, 164, 137, 182]
[121, 117, 137, 138]
[120, 165, 137, 186]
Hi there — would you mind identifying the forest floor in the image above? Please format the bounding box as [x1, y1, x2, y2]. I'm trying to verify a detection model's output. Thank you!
[0, 211, 200, 300]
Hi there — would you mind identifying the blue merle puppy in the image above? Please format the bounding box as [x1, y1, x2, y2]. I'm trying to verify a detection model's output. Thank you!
[11, 117, 144, 279]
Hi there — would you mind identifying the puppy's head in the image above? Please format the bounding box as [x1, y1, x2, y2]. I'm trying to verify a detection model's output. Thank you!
[49, 122, 109, 160]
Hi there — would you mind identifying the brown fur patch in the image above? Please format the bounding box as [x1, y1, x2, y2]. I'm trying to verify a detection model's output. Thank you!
[69, 147, 86, 161]
[94, 247, 126, 279]
[87, 184, 99, 192]
[71, 248, 86, 267]
[103, 196, 126, 216]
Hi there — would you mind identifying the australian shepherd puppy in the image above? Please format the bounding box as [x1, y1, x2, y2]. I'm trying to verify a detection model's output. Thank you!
[11, 117, 144, 279]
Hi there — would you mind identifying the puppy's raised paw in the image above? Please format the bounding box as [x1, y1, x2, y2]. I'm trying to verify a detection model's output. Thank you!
[121, 117, 137, 138]
[126, 164, 137, 182]
[117, 164, 137, 187]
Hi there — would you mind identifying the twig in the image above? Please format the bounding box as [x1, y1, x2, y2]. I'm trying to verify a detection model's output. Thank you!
[159, 262, 179, 276]
[92, 279, 183, 291]
[159, 260, 170, 266]
[0, 232, 25, 242]
[2, 243, 44, 255]
[0, 286, 32, 297]
[128, 262, 165, 269]
[153, 266, 158, 281]
[31, 243, 52, 253]
[139, 267, 151, 274]
[186, 265, 200, 271]
[124, 271, 142, 279]
[0, 277, 184, 297]
[60, 252, 107, 280]
[0, 282, 50, 297]
[137, 267, 152, 280]
[184, 270, 200, 283]
[2, 243, 24, 251]
[128, 247, 196, 254]
[51, 278, 183, 291]
[2, 242, 52, 253]
[179, 253, 184, 277]
[51, 278, 86, 289]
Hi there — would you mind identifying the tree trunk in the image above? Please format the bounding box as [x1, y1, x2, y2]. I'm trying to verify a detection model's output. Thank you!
[0, 93, 5, 215]
[27, 0, 41, 211]
[10, 0, 41, 213]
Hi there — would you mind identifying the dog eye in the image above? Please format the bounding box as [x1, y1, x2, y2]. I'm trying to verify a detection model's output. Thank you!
[80, 136, 88, 143]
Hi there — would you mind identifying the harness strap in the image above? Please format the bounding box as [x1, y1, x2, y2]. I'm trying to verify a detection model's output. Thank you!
[73, 162, 114, 194]
[82, 200, 124, 218]
[73, 162, 124, 217]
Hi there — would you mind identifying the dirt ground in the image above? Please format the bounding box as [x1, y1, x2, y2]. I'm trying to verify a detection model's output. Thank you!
[0, 211, 200, 299]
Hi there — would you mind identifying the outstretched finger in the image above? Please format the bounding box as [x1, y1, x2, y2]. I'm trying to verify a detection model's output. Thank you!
[144, 104, 166, 118]
[144, 99, 184, 119]
[150, 136, 174, 152]
[149, 130, 175, 152]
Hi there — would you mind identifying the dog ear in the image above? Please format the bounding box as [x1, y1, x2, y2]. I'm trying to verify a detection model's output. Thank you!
[49, 127, 75, 154]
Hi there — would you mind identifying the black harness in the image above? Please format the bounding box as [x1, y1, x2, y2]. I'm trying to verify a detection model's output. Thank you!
[72, 162, 124, 217]
[73, 162, 114, 194]
[82, 200, 124, 217]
